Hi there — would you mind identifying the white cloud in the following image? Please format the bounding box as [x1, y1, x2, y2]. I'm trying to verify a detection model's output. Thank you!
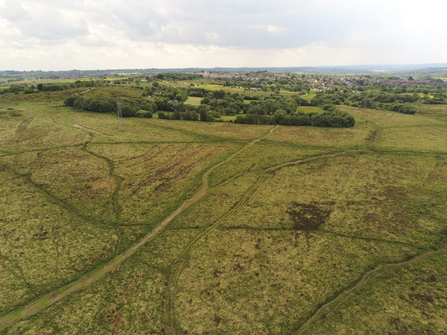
[0, 0, 446, 70]
[266, 25, 286, 34]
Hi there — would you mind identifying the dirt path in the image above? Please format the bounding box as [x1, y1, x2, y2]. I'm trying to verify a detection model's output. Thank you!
[74, 88, 96, 95]
[0, 125, 278, 331]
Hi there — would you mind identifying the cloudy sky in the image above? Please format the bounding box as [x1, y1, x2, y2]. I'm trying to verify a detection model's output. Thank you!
[1, 0, 446, 70]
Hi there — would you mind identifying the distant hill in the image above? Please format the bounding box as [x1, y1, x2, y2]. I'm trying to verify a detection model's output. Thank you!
[1, 63, 447, 78]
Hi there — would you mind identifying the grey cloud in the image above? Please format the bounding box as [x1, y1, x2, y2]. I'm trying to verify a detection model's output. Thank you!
[0, 0, 419, 49]
[1, 0, 88, 42]
[96, 0, 391, 48]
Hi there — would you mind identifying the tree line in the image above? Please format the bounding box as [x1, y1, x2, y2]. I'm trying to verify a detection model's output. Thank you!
[63, 88, 355, 128]
[311, 92, 419, 114]
[0, 80, 102, 95]
[235, 104, 355, 127]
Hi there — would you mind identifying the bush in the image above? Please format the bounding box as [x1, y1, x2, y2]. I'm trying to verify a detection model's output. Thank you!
[183, 110, 199, 121]
[136, 110, 153, 118]
[64, 96, 78, 107]
[120, 104, 136, 117]
[73, 97, 86, 110]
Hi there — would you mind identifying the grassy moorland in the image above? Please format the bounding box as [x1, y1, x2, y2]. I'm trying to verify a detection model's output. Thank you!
[0, 88, 447, 334]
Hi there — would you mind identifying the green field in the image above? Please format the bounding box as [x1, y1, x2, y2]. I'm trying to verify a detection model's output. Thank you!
[184, 96, 202, 106]
[301, 93, 316, 103]
[1, 89, 447, 334]
[198, 84, 245, 92]
[296, 106, 324, 113]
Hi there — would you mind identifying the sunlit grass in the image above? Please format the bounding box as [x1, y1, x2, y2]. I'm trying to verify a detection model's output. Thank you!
[184, 96, 202, 106]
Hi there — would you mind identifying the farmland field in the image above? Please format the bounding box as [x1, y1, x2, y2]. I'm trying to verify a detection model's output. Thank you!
[1, 93, 447, 334]
[184, 96, 202, 106]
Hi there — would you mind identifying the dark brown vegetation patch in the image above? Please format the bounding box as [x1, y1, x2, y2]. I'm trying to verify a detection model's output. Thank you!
[286, 202, 332, 231]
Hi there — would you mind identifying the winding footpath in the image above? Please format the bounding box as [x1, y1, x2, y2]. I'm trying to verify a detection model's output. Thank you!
[296, 247, 446, 334]
[0, 125, 278, 331]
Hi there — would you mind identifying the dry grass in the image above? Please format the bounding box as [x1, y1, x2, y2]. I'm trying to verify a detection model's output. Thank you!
[88, 141, 240, 226]
[266, 124, 373, 148]
[0, 106, 90, 153]
[376, 126, 447, 153]
[208, 140, 330, 188]
[415, 103, 447, 122]
[340, 106, 445, 128]
[171, 153, 447, 333]
[0, 169, 117, 315]
[1, 96, 447, 334]
[3, 258, 168, 334]
[299, 252, 447, 334]
[175, 230, 419, 334]
[52, 109, 204, 144]
[147, 118, 274, 140]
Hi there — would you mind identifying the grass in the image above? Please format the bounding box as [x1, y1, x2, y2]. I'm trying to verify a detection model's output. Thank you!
[184, 96, 202, 106]
[88, 141, 240, 228]
[416, 103, 447, 122]
[302, 93, 316, 102]
[0, 167, 118, 316]
[170, 152, 447, 333]
[175, 230, 420, 333]
[146, 118, 273, 141]
[220, 115, 237, 122]
[197, 84, 245, 92]
[338, 106, 447, 153]
[376, 126, 447, 153]
[298, 251, 447, 334]
[296, 106, 324, 113]
[265, 123, 373, 149]
[1, 91, 447, 334]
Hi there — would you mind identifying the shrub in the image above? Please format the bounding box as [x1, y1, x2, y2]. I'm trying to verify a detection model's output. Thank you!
[136, 110, 153, 118]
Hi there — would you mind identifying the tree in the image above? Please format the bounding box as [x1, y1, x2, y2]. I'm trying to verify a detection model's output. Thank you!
[136, 110, 153, 118]
[73, 97, 86, 110]
[201, 97, 211, 105]
[223, 107, 236, 115]
[120, 104, 136, 117]
[247, 105, 267, 115]
[214, 89, 226, 99]
[64, 96, 78, 107]
[273, 109, 287, 124]
[183, 110, 199, 121]
[199, 109, 208, 121]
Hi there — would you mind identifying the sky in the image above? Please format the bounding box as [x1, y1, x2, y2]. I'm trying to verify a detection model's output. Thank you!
[1, 0, 446, 71]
